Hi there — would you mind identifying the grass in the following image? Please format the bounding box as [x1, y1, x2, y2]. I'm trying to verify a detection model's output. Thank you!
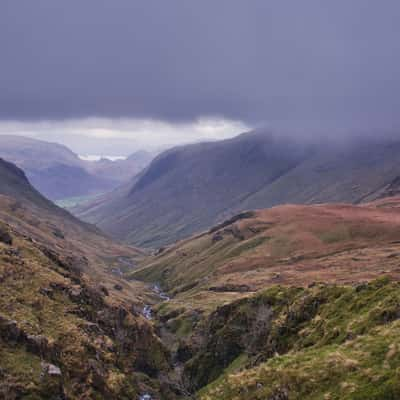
[131, 200, 400, 318]
[0, 225, 170, 399]
[196, 278, 400, 399]
[225, 236, 269, 258]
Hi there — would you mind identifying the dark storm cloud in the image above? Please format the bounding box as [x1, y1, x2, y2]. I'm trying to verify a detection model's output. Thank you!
[1, 0, 400, 128]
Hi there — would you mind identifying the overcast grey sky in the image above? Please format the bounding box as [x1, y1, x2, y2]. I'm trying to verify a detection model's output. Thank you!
[1, 1, 400, 153]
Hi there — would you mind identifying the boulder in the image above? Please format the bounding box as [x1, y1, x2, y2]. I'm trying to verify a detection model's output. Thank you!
[41, 362, 62, 377]
[26, 334, 49, 356]
[0, 316, 22, 342]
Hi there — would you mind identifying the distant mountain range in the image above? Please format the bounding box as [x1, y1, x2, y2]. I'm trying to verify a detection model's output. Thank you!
[0, 135, 153, 200]
[75, 130, 400, 248]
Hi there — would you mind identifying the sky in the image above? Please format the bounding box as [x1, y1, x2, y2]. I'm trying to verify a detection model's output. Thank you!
[1, 1, 400, 154]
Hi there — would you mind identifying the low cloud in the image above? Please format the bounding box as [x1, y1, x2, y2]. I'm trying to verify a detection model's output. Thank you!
[1, 1, 400, 130]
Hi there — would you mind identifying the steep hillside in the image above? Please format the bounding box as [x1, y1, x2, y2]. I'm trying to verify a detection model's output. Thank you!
[0, 157, 146, 287]
[75, 131, 400, 248]
[76, 131, 311, 247]
[0, 135, 152, 200]
[0, 219, 173, 399]
[0, 158, 182, 398]
[0, 157, 62, 212]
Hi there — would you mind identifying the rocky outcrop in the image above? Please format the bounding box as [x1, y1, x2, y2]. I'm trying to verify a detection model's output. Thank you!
[208, 284, 251, 293]
[0, 225, 12, 245]
[38, 246, 87, 278]
[0, 316, 58, 359]
[209, 211, 256, 234]
[181, 287, 328, 392]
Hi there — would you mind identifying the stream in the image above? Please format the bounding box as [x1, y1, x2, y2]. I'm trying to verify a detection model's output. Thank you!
[140, 286, 169, 398]
[142, 283, 170, 320]
[140, 284, 193, 398]
[152, 283, 171, 301]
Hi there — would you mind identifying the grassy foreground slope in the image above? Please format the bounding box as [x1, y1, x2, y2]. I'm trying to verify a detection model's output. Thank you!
[198, 279, 400, 400]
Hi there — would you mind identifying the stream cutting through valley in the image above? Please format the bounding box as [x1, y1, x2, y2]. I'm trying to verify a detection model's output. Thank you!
[142, 283, 170, 320]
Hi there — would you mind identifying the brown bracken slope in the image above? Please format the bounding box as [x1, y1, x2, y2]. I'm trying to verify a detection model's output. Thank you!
[133, 196, 400, 309]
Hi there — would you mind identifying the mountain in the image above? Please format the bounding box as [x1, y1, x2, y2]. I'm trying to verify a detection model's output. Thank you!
[0, 157, 56, 210]
[0, 158, 181, 399]
[0, 135, 82, 170]
[75, 131, 400, 248]
[0, 135, 153, 200]
[85, 150, 153, 183]
[0, 156, 143, 263]
[130, 198, 400, 396]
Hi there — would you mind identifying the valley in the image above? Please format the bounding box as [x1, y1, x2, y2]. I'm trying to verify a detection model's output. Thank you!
[3, 133, 400, 398]
[3, 2, 400, 398]
[0, 135, 153, 202]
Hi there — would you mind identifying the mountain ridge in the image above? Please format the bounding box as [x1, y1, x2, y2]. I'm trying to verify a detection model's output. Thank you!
[75, 131, 400, 248]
